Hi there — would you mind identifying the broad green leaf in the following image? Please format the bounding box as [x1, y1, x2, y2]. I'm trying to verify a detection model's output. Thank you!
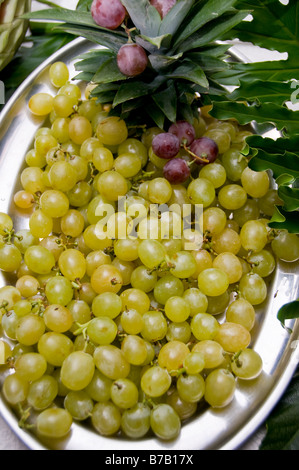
[248, 149, 299, 181]
[166, 59, 209, 88]
[268, 207, 299, 234]
[152, 81, 177, 123]
[148, 52, 182, 71]
[120, 0, 161, 37]
[92, 57, 127, 83]
[228, 79, 293, 106]
[246, 135, 299, 155]
[277, 301, 299, 328]
[173, 0, 238, 47]
[278, 186, 299, 213]
[75, 0, 92, 11]
[210, 101, 299, 135]
[23, 8, 105, 29]
[260, 371, 299, 450]
[74, 50, 114, 73]
[113, 82, 153, 108]
[187, 52, 229, 73]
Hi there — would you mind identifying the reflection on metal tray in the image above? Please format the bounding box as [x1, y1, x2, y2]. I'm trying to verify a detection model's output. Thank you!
[0, 37, 298, 451]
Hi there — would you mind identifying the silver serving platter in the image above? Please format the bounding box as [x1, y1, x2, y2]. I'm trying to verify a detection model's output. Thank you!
[0, 37, 299, 451]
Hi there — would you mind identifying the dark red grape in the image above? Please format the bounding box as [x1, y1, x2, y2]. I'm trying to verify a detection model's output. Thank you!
[150, 0, 176, 18]
[91, 0, 126, 30]
[168, 120, 196, 146]
[117, 43, 148, 77]
[163, 158, 191, 184]
[152, 133, 181, 159]
[189, 137, 219, 165]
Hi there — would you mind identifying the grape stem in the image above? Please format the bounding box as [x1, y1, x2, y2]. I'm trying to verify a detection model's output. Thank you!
[17, 404, 34, 430]
[183, 143, 210, 164]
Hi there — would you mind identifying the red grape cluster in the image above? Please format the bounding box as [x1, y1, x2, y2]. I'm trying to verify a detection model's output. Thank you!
[151, 121, 219, 184]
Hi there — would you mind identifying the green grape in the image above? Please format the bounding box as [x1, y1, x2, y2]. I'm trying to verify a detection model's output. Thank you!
[20, 167, 45, 194]
[118, 138, 148, 167]
[61, 210, 85, 238]
[231, 349, 263, 380]
[121, 403, 151, 439]
[233, 199, 260, 227]
[24, 245, 56, 275]
[69, 115, 93, 145]
[58, 248, 86, 281]
[200, 207, 227, 236]
[138, 239, 166, 270]
[29, 210, 53, 239]
[2, 373, 29, 405]
[140, 365, 171, 397]
[271, 231, 299, 262]
[166, 321, 191, 344]
[158, 340, 190, 372]
[36, 408, 73, 439]
[240, 220, 269, 253]
[213, 252, 243, 284]
[187, 177, 216, 208]
[86, 317, 117, 345]
[114, 238, 140, 262]
[153, 274, 184, 305]
[97, 170, 128, 202]
[0, 212, 13, 236]
[120, 309, 144, 335]
[25, 148, 46, 168]
[121, 335, 148, 365]
[0, 244, 22, 272]
[14, 352, 47, 382]
[86, 250, 111, 277]
[192, 340, 224, 369]
[53, 94, 74, 118]
[64, 391, 94, 420]
[241, 167, 270, 199]
[130, 265, 157, 293]
[60, 351, 95, 391]
[38, 332, 74, 367]
[204, 368, 236, 408]
[150, 404, 181, 441]
[183, 287, 208, 317]
[40, 189, 70, 218]
[14, 230, 39, 255]
[78, 99, 103, 121]
[94, 345, 130, 380]
[191, 313, 220, 341]
[49, 160, 78, 192]
[183, 352, 205, 375]
[1, 311, 18, 340]
[215, 322, 251, 353]
[27, 375, 59, 410]
[166, 390, 197, 421]
[0, 285, 21, 314]
[141, 310, 168, 342]
[92, 147, 114, 172]
[120, 288, 150, 314]
[114, 153, 142, 178]
[221, 149, 248, 182]
[43, 304, 73, 333]
[204, 129, 231, 154]
[164, 296, 190, 322]
[50, 62, 70, 87]
[96, 116, 128, 146]
[239, 273, 267, 305]
[170, 251, 197, 279]
[13, 299, 32, 317]
[177, 373, 205, 403]
[197, 268, 229, 297]
[45, 276, 74, 306]
[91, 401, 121, 436]
[111, 378, 139, 409]
[218, 184, 247, 211]
[247, 249, 276, 278]
[92, 292, 122, 319]
[51, 117, 70, 143]
[84, 369, 112, 402]
[34, 134, 58, 157]
[148, 177, 173, 204]
[212, 228, 242, 255]
[191, 249, 213, 278]
[207, 291, 230, 315]
[91, 264, 123, 295]
[258, 189, 283, 217]
[67, 181, 93, 207]
[225, 298, 256, 331]
[15, 314, 46, 346]
[199, 161, 227, 188]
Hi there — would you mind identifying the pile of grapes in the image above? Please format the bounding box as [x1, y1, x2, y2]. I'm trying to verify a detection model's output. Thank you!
[0, 60, 299, 444]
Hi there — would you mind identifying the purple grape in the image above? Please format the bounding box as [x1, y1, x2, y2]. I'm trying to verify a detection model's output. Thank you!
[150, 0, 176, 18]
[91, 0, 126, 30]
[189, 137, 219, 165]
[152, 132, 181, 159]
[117, 43, 148, 77]
[168, 120, 196, 146]
[163, 158, 191, 184]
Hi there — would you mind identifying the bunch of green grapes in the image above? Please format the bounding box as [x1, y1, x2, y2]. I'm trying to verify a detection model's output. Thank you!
[0, 61, 298, 444]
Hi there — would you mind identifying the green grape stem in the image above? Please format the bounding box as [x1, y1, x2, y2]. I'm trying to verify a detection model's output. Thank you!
[17, 404, 35, 430]
[183, 143, 210, 164]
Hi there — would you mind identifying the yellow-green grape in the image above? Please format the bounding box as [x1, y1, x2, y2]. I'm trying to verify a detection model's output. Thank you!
[13, 190, 35, 210]
[170, 251, 197, 279]
[114, 153, 142, 178]
[60, 351, 95, 391]
[192, 340, 224, 369]
[213, 252, 243, 284]
[43, 304, 73, 333]
[225, 298, 256, 331]
[2, 373, 29, 405]
[0, 244, 22, 273]
[247, 249, 276, 278]
[97, 170, 128, 201]
[64, 390, 94, 421]
[93, 345, 130, 380]
[166, 390, 197, 421]
[212, 228, 242, 255]
[49, 62, 70, 88]
[69, 115, 93, 145]
[197, 268, 229, 297]
[91, 401, 121, 436]
[24, 245, 56, 275]
[147, 177, 173, 204]
[85, 369, 112, 403]
[199, 161, 227, 188]
[14, 352, 47, 382]
[92, 292, 122, 319]
[214, 322, 251, 353]
[61, 210, 85, 238]
[91, 264, 123, 295]
[111, 378, 139, 409]
[27, 375, 59, 411]
[15, 314, 46, 346]
[191, 249, 213, 278]
[29, 209, 53, 239]
[141, 311, 168, 342]
[183, 352, 205, 375]
[121, 403, 151, 439]
[191, 313, 220, 341]
[204, 128, 231, 154]
[58, 248, 86, 281]
[241, 167, 270, 199]
[118, 138, 148, 168]
[80, 137, 102, 160]
[177, 373, 205, 403]
[138, 239, 166, 270]
[271, 231, 299, 262]
[204, 368, 236, 408]
[150, 404, 181, 441]
[164, 296, 190, 323]
[158, 340, 190, 373]
[166, 321, 191, 344]
[44, 276, 74, 306]
[38, 332, 74, 367]
[93, 147, 114, 172]
[25, 148, 47, 168]
[13, 299, 32, 318]
[29, 93, 54, 116]
[140, 365, 171, 397]
[240, 220, 269, 252]
[231, 349, 263, 380]
[40, 235, 64, 262]
[48, 160, 78, 192]
[96, 116, 128, 146]
[221, 148, 248, 182]
[20, 167, 46, 194]
[58, 83, 81, 106]
[35, 134, 58, 157]
[36, 408, 73, 438]
[121, 334, 148, 365]
[51, 117, 70, 143]
[0, 339, 11, 365]
[120, 309, 144, 335]
[183, 287, 209, 317]
[153, 274, 184, 305]
[86, 317, 118, 345]
[218, 184, 247, 211]
[53, 94, 74, 118]
[86, 250, 112, 277]
[78, 100, 103, 121]
[130, 265, 157, 293]
[187, 177, 215, 207]
[239, 272, 267, 305]
[200, 207, 227, 236]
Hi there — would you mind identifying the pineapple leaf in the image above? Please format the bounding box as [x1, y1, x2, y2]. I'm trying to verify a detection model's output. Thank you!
[158, 0, 194, 37]
[139, 33, 172, 50]
[112, 76, 165, 108]
[120, 0, 161, 37]
[148, 52, 183, 72]
[92, 56, 127, 83]
[166, 59, 209, 89]
[152, 80, 177, 123]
